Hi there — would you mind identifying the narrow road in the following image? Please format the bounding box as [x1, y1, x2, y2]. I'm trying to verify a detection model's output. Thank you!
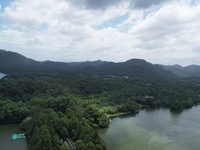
[65, 138, 76, 150]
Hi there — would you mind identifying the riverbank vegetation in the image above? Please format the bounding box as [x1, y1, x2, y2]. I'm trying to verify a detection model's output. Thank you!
[0, 74, 200, 150]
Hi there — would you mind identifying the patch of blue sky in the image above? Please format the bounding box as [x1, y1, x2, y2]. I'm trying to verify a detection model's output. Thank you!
[0, 20, 26, 33]
[142, 5, 161, 20]
[143, 11, 149, 20]
[38, 23, 48, 31]
[0, 25, 4, 31]
[0, 0, 14, 28]
[0, 19, 10, 31]
[94, 12, 129, 30]
[116, 24, 132, 32]
[0, 0, 14, 9]
[190, 0, 199, 6]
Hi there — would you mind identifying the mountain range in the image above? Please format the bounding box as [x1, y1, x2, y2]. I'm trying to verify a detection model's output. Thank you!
[0, 49, 200, 79]
[163, 64, 200, 77]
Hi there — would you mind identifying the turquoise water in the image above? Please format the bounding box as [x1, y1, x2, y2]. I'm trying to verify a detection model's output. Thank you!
[0, 124, 28, 150]
[99, 106, 200, 150]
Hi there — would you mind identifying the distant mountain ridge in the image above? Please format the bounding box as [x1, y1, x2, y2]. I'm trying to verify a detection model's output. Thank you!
[68, 60, 107, 67]
[163, 64, 200, 77]
[0, 49, 38, 73]
[0, 49, 37, 66]
[1, 49, 200, 78]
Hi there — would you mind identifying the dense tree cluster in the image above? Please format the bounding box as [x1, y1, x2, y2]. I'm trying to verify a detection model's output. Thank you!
[0, 74, 200, 150]
[0, 100, 30, 123]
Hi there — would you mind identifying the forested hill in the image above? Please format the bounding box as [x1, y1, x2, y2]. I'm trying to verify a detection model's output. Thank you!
[0, 49, 38, 72]
[163, 64, 200, 77]
[1, 49, 200, 150]
[0, 49, 70, 74]
[1, 49, 200, 79]
[0, 49, 176, 79]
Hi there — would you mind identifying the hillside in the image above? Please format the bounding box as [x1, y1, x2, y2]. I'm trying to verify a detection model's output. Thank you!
[0, 49, 70, 73]
[82, 59, 176, 79]
[0, 49, 38, 72]
[0, 49, 175, 79]
[163, 64, 200, 77]
[1, 51, 200, 150]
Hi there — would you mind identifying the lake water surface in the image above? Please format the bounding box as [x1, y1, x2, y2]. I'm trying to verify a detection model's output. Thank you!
[0, 73, 6, 79]
[0, 124, 28, 150]
[99, 106, 200, 150]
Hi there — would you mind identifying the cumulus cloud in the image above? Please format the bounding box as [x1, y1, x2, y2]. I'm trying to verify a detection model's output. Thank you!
[70, 0, 122, 10]
[128, 2, 200, 65]
[0, 0, 200, 65]
[130, 0, 172, 9]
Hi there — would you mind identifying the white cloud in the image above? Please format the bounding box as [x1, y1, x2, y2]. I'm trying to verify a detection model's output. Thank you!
[127, 2, 200, 65]
[0, 0, 200, 65]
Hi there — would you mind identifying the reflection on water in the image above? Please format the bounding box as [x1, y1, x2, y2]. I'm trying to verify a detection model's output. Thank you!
[99, 106, 200, 150]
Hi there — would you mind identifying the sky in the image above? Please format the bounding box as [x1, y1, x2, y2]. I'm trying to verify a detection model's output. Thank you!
[0, 0, 200, 66]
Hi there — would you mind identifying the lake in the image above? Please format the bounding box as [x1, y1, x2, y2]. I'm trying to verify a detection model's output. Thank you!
[0, 124, 28, 150]
[0, 73, 6, 79]
[99, 106, 200, 150]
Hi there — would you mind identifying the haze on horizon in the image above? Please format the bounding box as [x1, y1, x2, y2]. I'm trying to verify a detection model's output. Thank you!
[0, 0, 200, 66]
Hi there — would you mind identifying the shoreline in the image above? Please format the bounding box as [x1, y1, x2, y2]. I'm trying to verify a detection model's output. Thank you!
[106, 104, 200, 123]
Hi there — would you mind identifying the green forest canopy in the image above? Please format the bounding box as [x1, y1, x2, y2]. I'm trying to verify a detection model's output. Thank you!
[0, 74, 200, 150]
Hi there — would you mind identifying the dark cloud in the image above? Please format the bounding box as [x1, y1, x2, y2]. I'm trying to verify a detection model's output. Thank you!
[70, 0, 121, 10]
[131, 0, 170, 9]
[70, 0, 172, 10]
